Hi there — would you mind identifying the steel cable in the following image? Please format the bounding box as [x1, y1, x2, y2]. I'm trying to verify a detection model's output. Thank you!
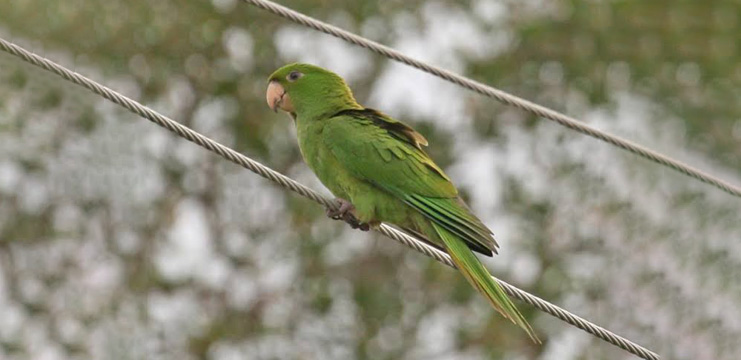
[242, 0, 741, 199]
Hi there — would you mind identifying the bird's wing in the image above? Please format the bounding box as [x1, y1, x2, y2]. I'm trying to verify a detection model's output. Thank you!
[333, 108, 429, 150]
[324, 109, 497, 255]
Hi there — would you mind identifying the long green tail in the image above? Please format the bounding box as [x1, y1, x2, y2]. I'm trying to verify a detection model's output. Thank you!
[432, 222, 540, 343]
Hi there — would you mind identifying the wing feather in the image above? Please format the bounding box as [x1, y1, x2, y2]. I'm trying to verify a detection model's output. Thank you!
[323, 111, 498, 255]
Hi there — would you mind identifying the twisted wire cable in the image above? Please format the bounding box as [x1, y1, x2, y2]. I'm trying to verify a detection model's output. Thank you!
[0, 37, 659, 360]
[242, 0, 741, 199]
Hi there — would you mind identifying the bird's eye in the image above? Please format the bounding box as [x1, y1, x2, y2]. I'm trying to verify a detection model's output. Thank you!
[287, 71, 303, 82]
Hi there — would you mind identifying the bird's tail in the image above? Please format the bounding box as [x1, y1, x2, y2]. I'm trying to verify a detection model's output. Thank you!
[432, 222, 540, 343]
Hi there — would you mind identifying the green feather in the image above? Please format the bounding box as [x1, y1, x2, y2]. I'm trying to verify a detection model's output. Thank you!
[433, 222, 540, 343]
[404, 195, 496, 255]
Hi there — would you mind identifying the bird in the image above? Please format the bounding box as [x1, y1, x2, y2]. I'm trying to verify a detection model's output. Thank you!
[266, 63, 539, 342]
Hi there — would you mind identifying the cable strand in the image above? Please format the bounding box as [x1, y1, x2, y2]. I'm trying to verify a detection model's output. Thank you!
[0, 37, 659, 360]
[241, 0, 741, 199]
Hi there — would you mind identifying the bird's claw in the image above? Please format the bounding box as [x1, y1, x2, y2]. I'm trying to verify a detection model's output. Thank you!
[345, 216, 370, 231]
[325, 198, 352, 220]
[325, 198, 370, 232]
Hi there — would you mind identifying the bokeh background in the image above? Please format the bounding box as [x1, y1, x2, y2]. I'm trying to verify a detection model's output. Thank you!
[1, 0, 740, 359]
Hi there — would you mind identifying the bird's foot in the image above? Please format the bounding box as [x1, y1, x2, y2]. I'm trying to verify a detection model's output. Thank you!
[350, 221, 370, 232]
[325, 198, 370, 232]
[325, 198, 353, 219]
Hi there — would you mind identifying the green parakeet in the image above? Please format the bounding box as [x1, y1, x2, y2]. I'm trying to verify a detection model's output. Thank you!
[266, 63, 539, 342]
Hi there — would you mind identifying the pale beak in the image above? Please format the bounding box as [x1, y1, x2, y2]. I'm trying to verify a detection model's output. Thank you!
[266, 80, 294, 113]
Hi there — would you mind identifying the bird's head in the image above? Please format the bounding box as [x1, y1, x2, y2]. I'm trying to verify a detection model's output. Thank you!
[266, 63, 361, 118]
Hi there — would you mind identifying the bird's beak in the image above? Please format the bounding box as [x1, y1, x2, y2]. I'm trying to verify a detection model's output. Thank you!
[266, 80, 294, 113]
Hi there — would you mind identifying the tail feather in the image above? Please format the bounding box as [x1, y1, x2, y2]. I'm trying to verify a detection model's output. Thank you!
[432, 222, 540, 343]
